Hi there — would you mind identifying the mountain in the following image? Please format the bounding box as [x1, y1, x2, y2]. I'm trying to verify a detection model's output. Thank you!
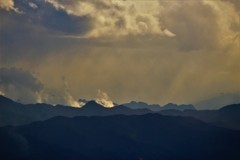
[0, 96, 151, 127]
[161, 103, 196, 111]
[80, 100, 107, 114]
[0, 96, 82, 126]
[123, 101, 196, 111]
[216, 104, 240, 129]
[0, 114, 239, 160]
[1, 95, 240, 130]
[194, 93, 240, 110]
[0, 95, 22, 107]
[123, 101, 161, 111]
[219, 103, 240, 112]
[159, 104, 240, 130]
[109, 105, 152, 115]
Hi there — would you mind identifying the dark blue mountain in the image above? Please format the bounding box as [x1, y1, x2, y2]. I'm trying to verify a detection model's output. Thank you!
[0, 95, 22, 107]
[0, 114, 239, 160]
[194, 93, 240, 110]
[159, 104, 240, 130]
[1, 95, 240, 130]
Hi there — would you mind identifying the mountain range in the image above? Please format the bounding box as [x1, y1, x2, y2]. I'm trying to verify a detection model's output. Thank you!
[1, 95, 240, 130]
[158, 103, 240, 130]
[1, 95, 240, 159]
[123, 101, 196, 111]
[193, 93, 240, 109]
[0, 114, 240, 160]
[0, 95, 151, 127]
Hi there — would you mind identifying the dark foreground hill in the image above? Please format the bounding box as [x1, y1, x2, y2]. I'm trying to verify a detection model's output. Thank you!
[0, 114, 240, 160]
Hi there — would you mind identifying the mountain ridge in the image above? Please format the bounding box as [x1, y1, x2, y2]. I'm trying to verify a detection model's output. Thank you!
[0, 113, 240, 160]
[123, 101, 196, 111]
[0, 95, 152, 127]
[1, 95, 240, 130]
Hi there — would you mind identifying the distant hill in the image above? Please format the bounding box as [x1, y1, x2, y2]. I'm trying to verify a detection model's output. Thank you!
[0, 114, 239, 160]
[159, 104, 240, 130]
[0, 96, 152, 127]
[194, 93, 240, 110]
[161, 103, 196, 111]
[123, 101, 196, 111]
[123, 101, 161, 111]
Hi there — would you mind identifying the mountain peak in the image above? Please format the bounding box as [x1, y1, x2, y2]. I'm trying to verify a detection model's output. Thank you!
[219, 103, 240, 111]
[81, 100, 105, 109]
[0, 95, 16, 104]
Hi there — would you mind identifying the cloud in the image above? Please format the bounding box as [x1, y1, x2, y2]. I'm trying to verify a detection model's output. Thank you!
[0, 67, 81, 106]
[159, 0, 239, 51]
[0, 67, 42, 103]
[0, 90, 5, 96]
[0, 0, 90, 64]
[0, 67, 82, 106]
[28, 2, 38, 9]
[46, 0, 175, 38]
[64, 91, 81, 107]
[0, 0, 239, 108]
[32, 78, 82, 107]
[0, 0, 15, 10]
[62, 79, 81, 107]
[0, 0, 21, 13]
[96, 89, 114, 108]
[35, 88, 82, 108]
[224, 0, 240, 11]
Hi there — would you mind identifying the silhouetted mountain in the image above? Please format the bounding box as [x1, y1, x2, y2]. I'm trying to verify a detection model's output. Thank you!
[1, 95, 240, 130]
[216, 104, 240, 129]
[79, 101, 116, 116]
[83, 100, 105, 109]
[0, 95, 22, 107]
[219, 103, 240, 112]
[0, 98, 81, 127]
[124, 101, 196, 111]
[0, 114, 239, 160]
[0, 96, 151, 126]
[159, 103, 240, 130]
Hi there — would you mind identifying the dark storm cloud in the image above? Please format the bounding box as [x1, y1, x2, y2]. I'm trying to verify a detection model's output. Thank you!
[13, 0, 89, 34]
[0, 0, 90, 63]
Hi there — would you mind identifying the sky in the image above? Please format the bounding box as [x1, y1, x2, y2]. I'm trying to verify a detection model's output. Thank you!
[0, 0, 239, 108]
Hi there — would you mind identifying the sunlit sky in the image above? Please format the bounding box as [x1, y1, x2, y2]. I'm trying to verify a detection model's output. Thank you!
[0, 0, 239, 108]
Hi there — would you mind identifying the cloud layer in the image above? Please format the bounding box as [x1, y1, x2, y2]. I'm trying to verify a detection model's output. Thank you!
[0, 0, 18, 12]
[46, 0, 175, 38]
[0, 0, 239, 107]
